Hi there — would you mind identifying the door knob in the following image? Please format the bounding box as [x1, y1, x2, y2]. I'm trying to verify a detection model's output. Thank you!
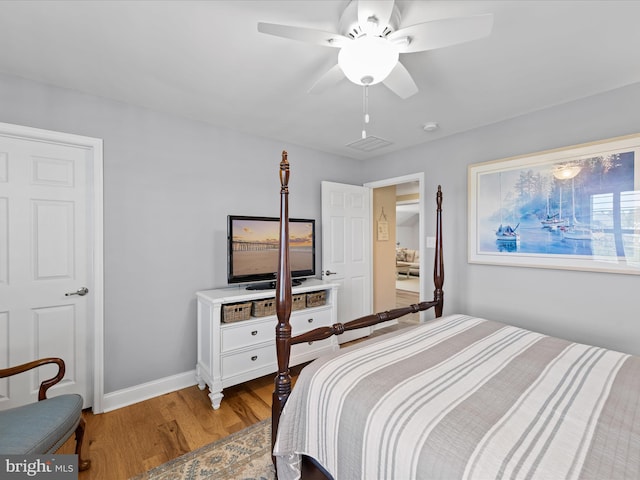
[323, 270, 337, 276]
[65, 287, 89, 297]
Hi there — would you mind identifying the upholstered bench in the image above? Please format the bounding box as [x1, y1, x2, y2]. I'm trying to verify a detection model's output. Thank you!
[0, 358, 91, 471]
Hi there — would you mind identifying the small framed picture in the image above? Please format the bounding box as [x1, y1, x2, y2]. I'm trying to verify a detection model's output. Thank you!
[377, 220, 389, 241]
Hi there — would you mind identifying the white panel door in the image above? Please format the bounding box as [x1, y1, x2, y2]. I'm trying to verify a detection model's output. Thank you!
[0, 134, 93, 409]
[321, 181, 371, 344]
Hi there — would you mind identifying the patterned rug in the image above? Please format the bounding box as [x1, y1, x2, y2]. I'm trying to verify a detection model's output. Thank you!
[131, 419, 274, 480]
[395, 276, 419, 293]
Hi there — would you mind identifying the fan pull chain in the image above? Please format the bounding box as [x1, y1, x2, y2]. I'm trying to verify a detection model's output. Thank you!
[362, 85, 370, 139]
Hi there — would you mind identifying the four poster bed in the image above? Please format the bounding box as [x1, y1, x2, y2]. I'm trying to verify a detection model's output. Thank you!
[270, 152, 640, 479]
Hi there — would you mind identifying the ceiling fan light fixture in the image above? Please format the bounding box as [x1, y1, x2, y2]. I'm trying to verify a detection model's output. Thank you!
[338, 35, 399, 86]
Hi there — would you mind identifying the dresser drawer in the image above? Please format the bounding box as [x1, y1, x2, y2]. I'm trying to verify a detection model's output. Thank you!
[222, 344, 276, 378]
[291, 337, 334, 358]
[221, 319, 276, 352]
[291, 308, 332, 335]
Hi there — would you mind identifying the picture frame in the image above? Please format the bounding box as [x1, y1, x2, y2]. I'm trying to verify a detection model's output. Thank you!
[377, 220, 389, 241]
[468, 133, 640, 274]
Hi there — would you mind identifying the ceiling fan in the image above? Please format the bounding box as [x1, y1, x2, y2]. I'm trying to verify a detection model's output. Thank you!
[258, 0, 493, 99]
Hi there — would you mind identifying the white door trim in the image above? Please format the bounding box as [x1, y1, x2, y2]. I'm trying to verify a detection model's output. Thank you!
[0, 122, 105, 413]
[364, 172, 425, 321]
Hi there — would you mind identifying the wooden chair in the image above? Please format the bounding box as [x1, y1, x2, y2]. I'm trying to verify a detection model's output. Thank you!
[0, 357, 91, 471]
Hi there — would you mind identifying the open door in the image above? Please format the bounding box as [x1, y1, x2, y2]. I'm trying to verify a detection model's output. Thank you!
[321, 181, 372, 343]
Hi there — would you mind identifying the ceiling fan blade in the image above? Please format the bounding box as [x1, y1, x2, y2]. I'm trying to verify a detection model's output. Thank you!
[389, 13, 494, 53]
[308, 64, 346, 94]
[358, 0, 395, 34]
[257, 22, 350, 48]
[382, 61, 418, 99]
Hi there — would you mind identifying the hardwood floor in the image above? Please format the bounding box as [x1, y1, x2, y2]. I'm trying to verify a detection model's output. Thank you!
[58, 310, 417, 479]
[396, 286, 420, 323]
[58, 364, 306, 480]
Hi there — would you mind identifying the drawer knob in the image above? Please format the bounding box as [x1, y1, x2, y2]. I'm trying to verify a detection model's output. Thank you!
[251, 330, 258, 336]
[251, 355, 258, 361]
[307, 318, 314, 323]
[308, 341, 313, 345]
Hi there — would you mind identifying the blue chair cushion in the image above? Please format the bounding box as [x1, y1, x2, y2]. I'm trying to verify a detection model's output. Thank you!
[0, 394, 83, 454]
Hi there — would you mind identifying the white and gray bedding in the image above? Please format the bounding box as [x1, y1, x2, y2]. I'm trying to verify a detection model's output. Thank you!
[273, 314, 640, 479]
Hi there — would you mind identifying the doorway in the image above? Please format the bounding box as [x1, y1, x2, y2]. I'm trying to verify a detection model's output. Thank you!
[365, 173, 425, 324]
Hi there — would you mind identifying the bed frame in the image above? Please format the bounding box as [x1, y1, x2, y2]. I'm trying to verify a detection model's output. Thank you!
[271, 151, 444, 476]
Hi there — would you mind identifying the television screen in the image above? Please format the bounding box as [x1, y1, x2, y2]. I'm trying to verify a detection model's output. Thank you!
[227, 215, 315, 286]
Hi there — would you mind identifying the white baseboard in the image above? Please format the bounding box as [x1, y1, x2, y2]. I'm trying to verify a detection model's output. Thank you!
[101, 369, 197, 413]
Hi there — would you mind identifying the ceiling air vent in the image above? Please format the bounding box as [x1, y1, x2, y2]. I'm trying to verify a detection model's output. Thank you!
[346, 136, 393, 152]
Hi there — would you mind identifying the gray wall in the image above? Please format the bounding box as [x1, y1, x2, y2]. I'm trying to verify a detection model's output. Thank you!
[397, 221, 419, 250]
[366, 82, 640, 356]
[3, 71, 639, 396]
[0, 73, 363, 392]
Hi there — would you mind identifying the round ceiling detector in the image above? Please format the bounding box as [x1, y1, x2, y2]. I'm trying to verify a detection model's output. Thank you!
[423, 122, 439, 132]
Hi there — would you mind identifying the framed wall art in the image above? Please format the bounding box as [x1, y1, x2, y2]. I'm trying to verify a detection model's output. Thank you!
[468, 133, 640, 274]
[377, 208, 389, 241]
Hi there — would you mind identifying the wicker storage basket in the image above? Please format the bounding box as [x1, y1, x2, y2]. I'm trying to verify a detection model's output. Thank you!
[292, 293, 306, 311]
[306, 290, 326, 307]
[251, 298, 276, 317]
[222, 302, 252, 323]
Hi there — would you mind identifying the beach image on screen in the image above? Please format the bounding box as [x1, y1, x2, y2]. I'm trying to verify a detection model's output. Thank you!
[231, 219, 313, 276]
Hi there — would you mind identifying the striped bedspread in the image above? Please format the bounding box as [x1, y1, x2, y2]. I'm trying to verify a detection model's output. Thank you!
[273, 314, 640, 479]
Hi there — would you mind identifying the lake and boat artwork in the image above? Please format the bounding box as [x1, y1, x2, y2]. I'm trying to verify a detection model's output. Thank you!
[477, 150, 639, 261]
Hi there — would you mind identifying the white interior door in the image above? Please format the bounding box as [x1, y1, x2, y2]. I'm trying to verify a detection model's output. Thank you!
[0, 126, 101, 410]
[321, 181, 371, 344]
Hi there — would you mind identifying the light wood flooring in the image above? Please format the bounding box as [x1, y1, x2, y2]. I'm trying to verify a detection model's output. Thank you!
[396, 286, 420, 323]
[59, 365, 305, 480]
[59, 288, 419, 479]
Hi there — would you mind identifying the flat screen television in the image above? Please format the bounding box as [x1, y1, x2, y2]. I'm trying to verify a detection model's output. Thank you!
[227, 215, 316, 289]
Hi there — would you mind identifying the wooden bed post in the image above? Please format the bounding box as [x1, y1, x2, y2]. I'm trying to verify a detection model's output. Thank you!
[434, 185, 444, 317]
[273, 151, 292, 462]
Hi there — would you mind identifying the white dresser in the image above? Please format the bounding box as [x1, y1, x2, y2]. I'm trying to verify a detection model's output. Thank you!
[196, 279, 339, 409]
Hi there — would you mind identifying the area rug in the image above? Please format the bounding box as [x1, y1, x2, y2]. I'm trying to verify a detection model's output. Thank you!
[395, 276, 419, 293]
[131, 419, 274, 480]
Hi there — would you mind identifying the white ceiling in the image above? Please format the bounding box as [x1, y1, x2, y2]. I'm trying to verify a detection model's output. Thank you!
[1, 1, 639, 160]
